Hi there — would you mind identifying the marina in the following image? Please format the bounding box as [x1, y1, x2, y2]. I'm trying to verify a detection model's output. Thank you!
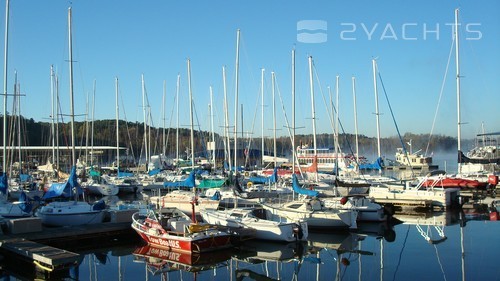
[0, 1, 498, 280]
[0, 205, 498, 280]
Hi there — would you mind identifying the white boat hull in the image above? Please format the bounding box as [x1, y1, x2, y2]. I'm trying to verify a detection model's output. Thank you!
[150, 191, 220, 215]
[261, 200, 357, 229]
[36, 201, 105, 226]
[200, 208, 308, 242]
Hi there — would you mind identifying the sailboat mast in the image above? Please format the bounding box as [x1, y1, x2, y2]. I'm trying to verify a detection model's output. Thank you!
[271, 71, 277, 168]
[56, 75, 60, 171]
[142, 74, 148, 165]
[15, 72, 21, 174]
[233, 29, 240, 173]
[115, 77, 119, 173]
[91, 79, 96, 166]
[372, 59, 381, 159]
[176, 74, 180, 161]
[308, 56, 318, 182]
[187, 59, 195, 169]
[455, 8, 462, 155]
[162, 80, 166, 156]
[223, 66, 232, 169]
[68, 7, 75, 166]
[335, 76, 340, 175]
[261, 68, 265, 167]
[352, 76, 359, 164]
[2, 0, 8, 174]
[209, 86, 215, 166]
[85, 92, 89, 165]
[308, 56, 317, 155]
[291, 49, 296, 174]
[50, 65, 55, 165]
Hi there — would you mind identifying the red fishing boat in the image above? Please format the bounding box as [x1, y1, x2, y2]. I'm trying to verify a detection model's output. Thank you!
[131, 207, 233, 253]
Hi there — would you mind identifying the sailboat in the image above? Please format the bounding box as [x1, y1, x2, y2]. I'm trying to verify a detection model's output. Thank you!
[148, 59, 220, 216]
[36, 7, 106, 226]
[261, 56, 358, 230]
[423, 9, 495, 192]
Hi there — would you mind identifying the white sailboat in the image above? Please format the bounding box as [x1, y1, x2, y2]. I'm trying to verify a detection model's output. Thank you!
[36, 7, 105, 226]
[149, 59, 220, 216]
[261, 56, 358, 230]
[200, 207, 308, 242]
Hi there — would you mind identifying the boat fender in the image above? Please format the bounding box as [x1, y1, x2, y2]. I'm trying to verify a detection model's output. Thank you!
[293, 223, 304, 240]
[247, 182, 253, 188]
[341, 257, 350, 266]
[340, 197, 348, 205]
[488, 175, 498, 186]
[383, 204, 395, 216]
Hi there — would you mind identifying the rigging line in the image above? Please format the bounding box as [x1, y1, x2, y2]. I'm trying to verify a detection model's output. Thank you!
[192, 101, 208, 159]
[243, 76, 261, 168]
[377, 70, 415, 178]
[426, 36, 455, 156]
[393, 225, 411, 281]
[164, 87, 176, 157]
[120, 95, 137, 168]
[275, 73, 305, 175]
[311, 63, 363, 175]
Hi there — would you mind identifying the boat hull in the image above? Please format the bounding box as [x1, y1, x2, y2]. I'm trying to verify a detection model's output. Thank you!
[131, 211, 233, 253]
[200, 209, 308, 242]
[261, 202, 357, 229]
[36, 201, 105, 226]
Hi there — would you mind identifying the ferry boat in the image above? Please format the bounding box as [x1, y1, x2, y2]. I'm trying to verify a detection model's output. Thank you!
[296, 145, 352, 173]
[394, 147, 435, 169]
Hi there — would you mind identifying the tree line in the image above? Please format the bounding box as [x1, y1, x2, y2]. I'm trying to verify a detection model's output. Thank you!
[1, 115, 465, 163]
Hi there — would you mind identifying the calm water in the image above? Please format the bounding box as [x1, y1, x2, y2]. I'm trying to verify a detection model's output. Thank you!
[3, 154, 498, 280]
[2, 209, 498, 280]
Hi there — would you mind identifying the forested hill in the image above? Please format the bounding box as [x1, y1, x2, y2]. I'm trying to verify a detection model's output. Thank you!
[2, 115, 466, 159]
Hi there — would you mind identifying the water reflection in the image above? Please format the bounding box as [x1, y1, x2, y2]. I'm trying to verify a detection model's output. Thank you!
[1, 206, 498, 280]
[133, 243, 232, 276]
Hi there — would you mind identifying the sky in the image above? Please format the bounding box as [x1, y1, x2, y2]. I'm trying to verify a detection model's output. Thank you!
[2, 0, 499, 143]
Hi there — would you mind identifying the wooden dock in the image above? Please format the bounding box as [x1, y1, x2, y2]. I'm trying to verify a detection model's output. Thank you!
[0, 238, 81, 271]
[0, 219, 135, 273]
[374, 198, 434, 209]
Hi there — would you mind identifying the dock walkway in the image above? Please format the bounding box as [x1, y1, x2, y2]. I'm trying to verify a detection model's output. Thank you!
[0, 238, 81, 271]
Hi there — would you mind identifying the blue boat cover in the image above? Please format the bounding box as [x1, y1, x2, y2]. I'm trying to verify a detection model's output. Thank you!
[118, 171, 134, 178]
[163, 170, 196, 188]
[223, 161, 244, 172]
[148, 168, 161, 176]
[249, 167, 279, 184]
[19, 174, 32, 182]
[0, 173, 7, 195]
[291, 174, 319, 197]
[358, 157, 383, 170]
[43, 166, 84, 199]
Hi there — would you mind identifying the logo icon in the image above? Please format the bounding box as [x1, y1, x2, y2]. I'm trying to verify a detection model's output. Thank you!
[297, 20, 327, 43]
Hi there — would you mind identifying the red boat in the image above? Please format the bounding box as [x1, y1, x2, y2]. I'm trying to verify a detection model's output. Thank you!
[421, 175, 493, 190]
[131, 208, 233, 253]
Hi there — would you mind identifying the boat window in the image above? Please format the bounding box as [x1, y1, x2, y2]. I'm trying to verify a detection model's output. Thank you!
[287, 203, 303, 209]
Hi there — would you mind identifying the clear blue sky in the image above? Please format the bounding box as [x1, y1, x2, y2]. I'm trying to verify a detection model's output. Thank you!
[3, 0, 499, 142]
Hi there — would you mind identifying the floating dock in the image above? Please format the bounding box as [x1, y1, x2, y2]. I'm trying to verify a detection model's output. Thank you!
[373, 198, 434, 209]
[0, 238, 81, 271]
[0, 209, 137, 274]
